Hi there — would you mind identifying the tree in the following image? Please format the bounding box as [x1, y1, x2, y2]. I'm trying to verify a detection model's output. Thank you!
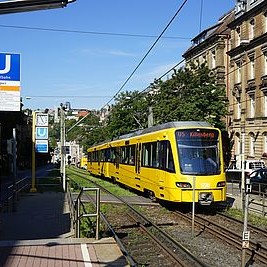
[152, 64, 228, 129]
[66, 112, 101, 150]
[106, 90, 149, 139]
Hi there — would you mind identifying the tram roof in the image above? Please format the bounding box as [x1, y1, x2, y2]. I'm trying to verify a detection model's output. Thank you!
[118, 121, 212, 140]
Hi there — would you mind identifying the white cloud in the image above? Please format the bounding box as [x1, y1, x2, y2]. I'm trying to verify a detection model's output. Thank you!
[80, 48, 135, 57]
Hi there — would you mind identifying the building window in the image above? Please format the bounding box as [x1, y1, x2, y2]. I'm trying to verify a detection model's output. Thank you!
[236, 26, 241, 46]
[249, 56, 255, 80]
[201, 54, 206, 64]
[264, 51, 267, 76]
[249, 133, 255, 157]
[263, 133, 267, 154]
[236, 97, 241, 119]
[249, 94, 255, 118]
[264, 95, 267, 117]
[234, 133, 241, 168]
[211, 49, 216, 69]
[236, 61, 242, 83]
[249, 19, 255, 40]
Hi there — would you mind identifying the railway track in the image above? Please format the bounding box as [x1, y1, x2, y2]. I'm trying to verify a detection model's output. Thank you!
[67, 167, 267, 266]
[67, 167, 207, 266]
[173, 210, 267, 265]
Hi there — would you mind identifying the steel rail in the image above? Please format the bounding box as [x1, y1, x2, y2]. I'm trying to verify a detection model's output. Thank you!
[67, 167, 207, 267]
[175, 210, 267, 264]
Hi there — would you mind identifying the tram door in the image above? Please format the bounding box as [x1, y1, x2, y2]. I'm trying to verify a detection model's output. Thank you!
[135, 141, 141, 175]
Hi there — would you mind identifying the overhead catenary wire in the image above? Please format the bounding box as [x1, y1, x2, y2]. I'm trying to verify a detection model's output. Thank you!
[66, 0, 189, 133]
[102, 0, 189, 108]
[68, 3, 266, 133]
[0, 24, 191, 40]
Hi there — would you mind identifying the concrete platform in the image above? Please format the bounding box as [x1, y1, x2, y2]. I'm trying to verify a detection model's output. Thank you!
[0, 191, 129, 266]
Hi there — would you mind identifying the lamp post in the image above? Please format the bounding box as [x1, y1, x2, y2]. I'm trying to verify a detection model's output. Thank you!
[60, 103, 66, 192]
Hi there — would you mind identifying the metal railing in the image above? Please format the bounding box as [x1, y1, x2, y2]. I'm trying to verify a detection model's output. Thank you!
[0, 177, 30, 212]
[227, 180, 267, 216]
[66, 177, 100, 239]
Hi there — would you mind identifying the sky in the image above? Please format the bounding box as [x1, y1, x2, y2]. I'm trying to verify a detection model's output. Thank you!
[0, 0, 235, 111]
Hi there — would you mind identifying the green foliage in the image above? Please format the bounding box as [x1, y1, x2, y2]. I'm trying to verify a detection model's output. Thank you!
[152, 64, 228, 129]
[105, 90, 150, 139]
[54, 64, 228, 152]
[66, 113, 102, 150]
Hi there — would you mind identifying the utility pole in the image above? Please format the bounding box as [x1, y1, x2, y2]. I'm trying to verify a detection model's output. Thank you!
[241, 129, 245, 209]
[148, 106, 154, 128]
[30, 111, 37, 193]
[241, 126, 250, 267]
[60, 104, 66, 192]
[12, 128, 17, 211]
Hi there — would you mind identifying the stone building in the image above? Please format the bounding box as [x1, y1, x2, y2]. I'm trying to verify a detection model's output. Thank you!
[182, 9, 234, 130]
[183, 0, 267, 167]
[227, 0, 267, 167]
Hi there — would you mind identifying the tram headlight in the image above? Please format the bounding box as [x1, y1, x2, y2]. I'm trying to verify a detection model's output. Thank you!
[176, 182, 192, 188]
[217, 181, 226, 187]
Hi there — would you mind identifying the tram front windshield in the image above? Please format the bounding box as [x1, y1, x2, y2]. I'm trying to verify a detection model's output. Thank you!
[176, 129, 220, 175]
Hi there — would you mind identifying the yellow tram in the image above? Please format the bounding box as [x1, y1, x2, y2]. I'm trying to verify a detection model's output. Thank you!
[87, 121, 226, 205]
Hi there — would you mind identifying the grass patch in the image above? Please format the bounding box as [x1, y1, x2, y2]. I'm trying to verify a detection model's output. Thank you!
[66, 167, 136, 196]
[35, 168, 63, 192]
[223, 207, 267, 227]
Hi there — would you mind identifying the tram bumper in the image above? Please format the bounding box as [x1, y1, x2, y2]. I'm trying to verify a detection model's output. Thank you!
[198, 192, 213, 205]
[180, 188, 226, 204]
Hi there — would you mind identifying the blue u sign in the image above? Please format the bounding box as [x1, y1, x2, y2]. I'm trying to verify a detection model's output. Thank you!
[0, 53, 20, 81]
[36, 127, 48, 140]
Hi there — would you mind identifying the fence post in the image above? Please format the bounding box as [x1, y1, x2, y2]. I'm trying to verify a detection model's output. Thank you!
[76, 197, 80, 238]
[262, 193, 265, 216]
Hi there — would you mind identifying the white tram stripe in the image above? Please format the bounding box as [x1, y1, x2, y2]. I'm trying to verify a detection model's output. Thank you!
[81, 243, 93, 267]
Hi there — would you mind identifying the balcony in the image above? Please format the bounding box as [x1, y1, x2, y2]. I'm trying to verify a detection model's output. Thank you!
[232, 83, 242, 98]
[246, 78, 256, 95]
[260, 75, 267, 93]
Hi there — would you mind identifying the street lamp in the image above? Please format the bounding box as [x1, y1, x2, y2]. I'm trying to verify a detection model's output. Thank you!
[0, 0, 76, 15]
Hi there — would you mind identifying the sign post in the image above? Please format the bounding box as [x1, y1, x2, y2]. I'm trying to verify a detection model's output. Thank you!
[0, 53, 21, 111]
[30, 111, 37, 192]
[30, 112, 49, 192]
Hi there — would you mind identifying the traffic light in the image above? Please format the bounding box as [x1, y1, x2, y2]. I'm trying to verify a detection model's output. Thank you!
[67, 155, 71, 165]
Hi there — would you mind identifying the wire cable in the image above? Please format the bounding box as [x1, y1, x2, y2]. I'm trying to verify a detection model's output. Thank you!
[0, 24, 191, 40]
[102, 0, 189, 108]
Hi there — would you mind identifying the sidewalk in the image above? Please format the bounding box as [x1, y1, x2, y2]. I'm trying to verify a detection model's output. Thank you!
[0, 191, 72, 240]
[0, 190, 129, 267]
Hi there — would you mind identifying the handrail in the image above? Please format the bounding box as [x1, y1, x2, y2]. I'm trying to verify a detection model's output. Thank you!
[66, 177, 100, 239]
[0, 177, 30, 212]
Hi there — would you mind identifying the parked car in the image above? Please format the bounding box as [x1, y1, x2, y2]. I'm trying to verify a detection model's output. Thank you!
[248, 168, 267, 194]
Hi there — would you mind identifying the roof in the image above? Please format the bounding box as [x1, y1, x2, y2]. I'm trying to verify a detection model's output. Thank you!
[116, 121, 212, 140]
[183, 9, 234, 58]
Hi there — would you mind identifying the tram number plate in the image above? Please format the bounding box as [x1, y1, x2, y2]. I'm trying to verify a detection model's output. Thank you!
[200, 183, 210, 189]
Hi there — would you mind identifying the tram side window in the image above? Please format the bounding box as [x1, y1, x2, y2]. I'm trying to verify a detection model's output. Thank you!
[142, 142, 158, 168]
[120, 145, 136, 165]
[142, 143, 152, 167]
[129, 145, 135, 165]
[110, 148, 116, 163]
[121, 146, 127, 164]
[159, 141, 175, 172]
[115, 147, 120, 164]
[92, 151, 98, 162]
[99, 150, 104, 162]
[166, 143, 175, 172]
[104, 148, 111, 162]
[88, 152, 92, 162]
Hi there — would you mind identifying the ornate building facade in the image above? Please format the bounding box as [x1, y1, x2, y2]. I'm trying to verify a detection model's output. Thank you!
[228, 0, 267, 166]
[183, 0, 267, 167]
